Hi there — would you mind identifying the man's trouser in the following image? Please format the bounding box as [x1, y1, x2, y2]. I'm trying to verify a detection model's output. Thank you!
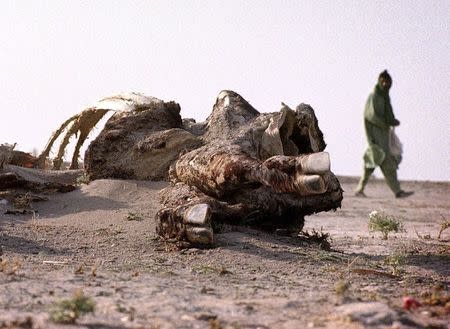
[356, 156, 401, 195]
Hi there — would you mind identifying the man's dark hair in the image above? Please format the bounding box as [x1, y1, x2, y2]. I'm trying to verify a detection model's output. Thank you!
[379, 70, 392, 82]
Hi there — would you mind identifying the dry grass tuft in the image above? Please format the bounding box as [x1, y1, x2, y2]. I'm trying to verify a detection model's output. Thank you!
[298, 228, 332, 250]
[0, 257, 22, 275]
[437, 216, 449, 240]
[12, 193, 33, 209]
[125, 211, 143, 221]
[209, 318, 223, 329]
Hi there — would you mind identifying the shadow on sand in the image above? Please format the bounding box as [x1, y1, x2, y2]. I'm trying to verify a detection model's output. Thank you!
[0, 232, 71, 256]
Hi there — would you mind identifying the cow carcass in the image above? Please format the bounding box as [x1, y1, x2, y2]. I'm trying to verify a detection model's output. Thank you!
[39, 90, 343, 246]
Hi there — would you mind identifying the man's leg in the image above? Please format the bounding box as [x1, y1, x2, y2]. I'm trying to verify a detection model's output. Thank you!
[379, 157, 401, 195]
[355, 166, 375, 194]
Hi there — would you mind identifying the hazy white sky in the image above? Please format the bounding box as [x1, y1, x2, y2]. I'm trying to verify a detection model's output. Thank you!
[1, 1, 449, 181]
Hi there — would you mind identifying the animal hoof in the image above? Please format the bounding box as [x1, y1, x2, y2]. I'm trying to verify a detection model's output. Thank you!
[298, 152, 330, 174]
[183, 203, 211, 225]
[295, 174, 326, 195]
[185, 227, 214, 245]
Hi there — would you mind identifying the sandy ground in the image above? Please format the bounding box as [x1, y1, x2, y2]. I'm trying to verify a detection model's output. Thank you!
[0, 175, 448, 329]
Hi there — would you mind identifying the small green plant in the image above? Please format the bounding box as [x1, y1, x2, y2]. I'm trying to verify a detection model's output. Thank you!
[335, 280, 351, 296]
[49, 290, 95, 324]
[384, 252, 405, 276]
[368, 210, 404, 239]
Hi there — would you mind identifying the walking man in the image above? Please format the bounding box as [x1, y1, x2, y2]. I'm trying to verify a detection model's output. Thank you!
[355, 70, 413, 198]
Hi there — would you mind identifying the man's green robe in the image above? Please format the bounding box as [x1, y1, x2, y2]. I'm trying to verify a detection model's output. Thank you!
[363, 84, 399, 169]
[356, 84, 402, 195]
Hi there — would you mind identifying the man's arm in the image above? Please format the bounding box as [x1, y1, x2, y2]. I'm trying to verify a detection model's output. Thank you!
[364, 95, 390, 129]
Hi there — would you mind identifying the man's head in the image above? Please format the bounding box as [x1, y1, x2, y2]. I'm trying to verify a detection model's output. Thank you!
[378, 70, 392, 91]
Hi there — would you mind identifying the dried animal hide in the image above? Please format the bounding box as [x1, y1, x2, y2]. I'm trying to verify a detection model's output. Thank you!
[84, 96, 201, 180]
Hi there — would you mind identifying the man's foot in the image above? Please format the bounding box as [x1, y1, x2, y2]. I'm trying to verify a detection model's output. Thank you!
[395, 190, 414, 198]
[354, 190, 366, 197]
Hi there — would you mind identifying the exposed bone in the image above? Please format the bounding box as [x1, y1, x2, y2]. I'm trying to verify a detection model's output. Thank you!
[35, 114, 80, 169]
[37, 92, 166, 171]
[52, 109, 110, 170]
[71, 109, 110, 169]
